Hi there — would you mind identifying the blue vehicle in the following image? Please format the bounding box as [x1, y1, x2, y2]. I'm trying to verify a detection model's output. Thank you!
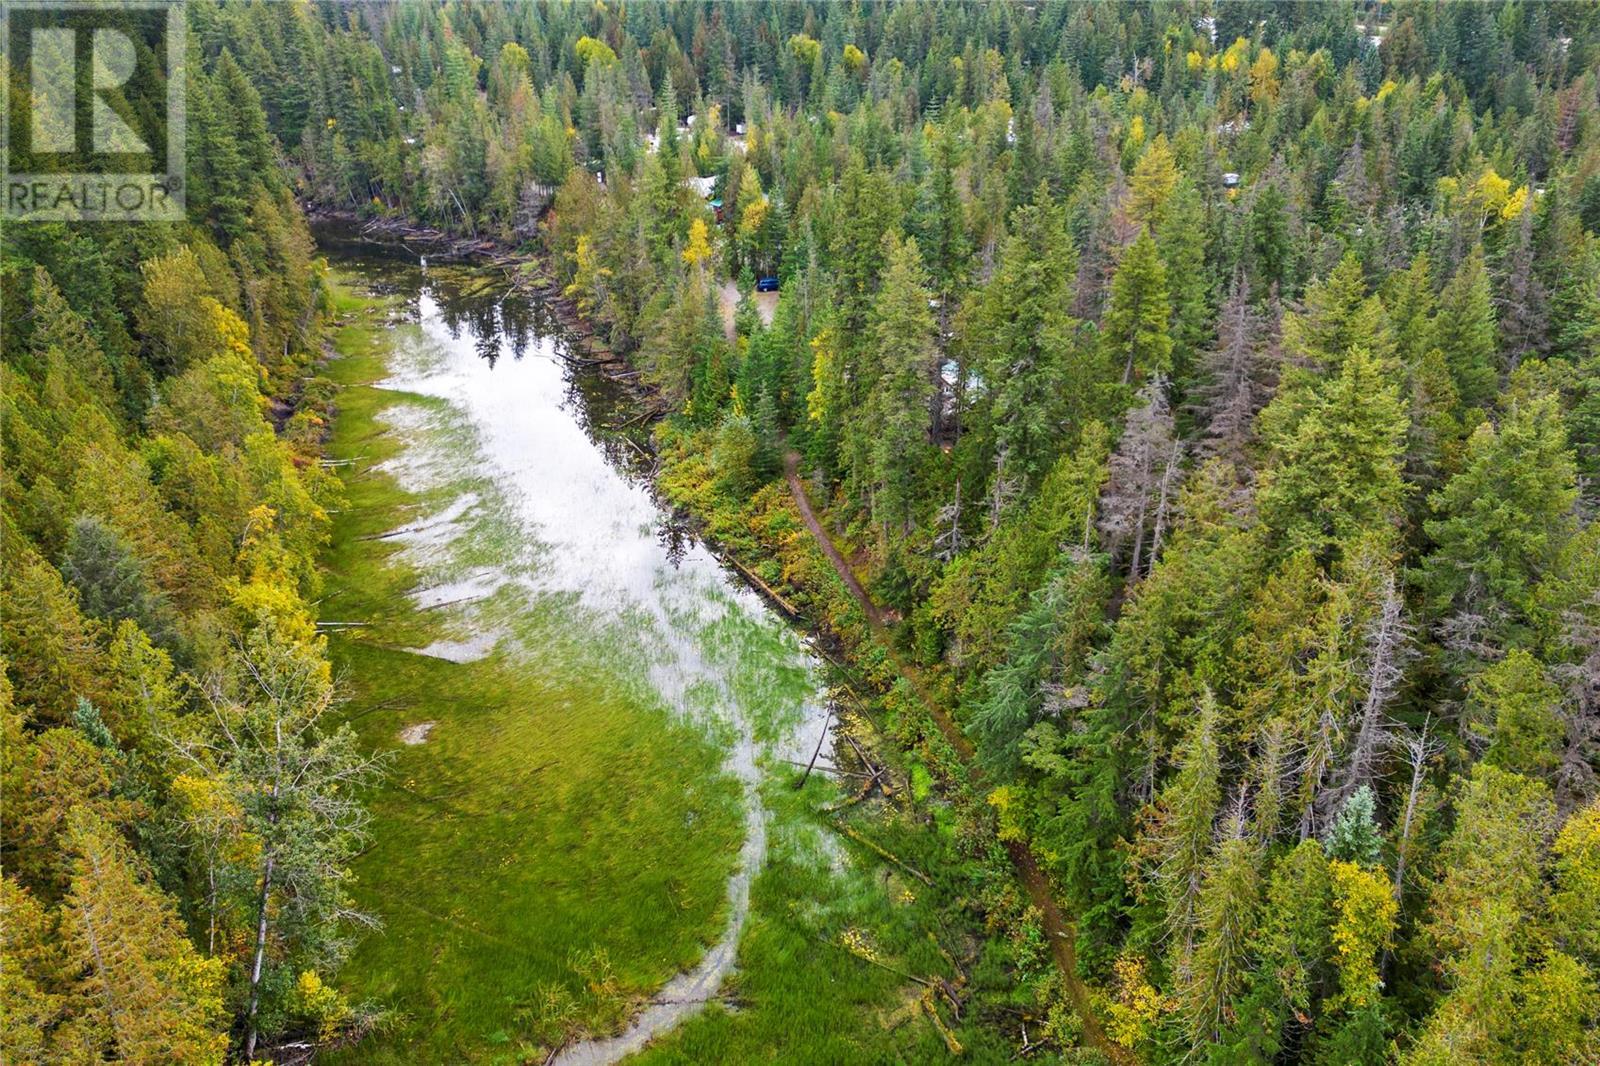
[755, 275, 780, 293]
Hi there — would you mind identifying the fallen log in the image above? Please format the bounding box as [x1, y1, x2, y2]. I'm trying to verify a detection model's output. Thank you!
[842, 731, 895, 799]
[726, 557, 801, 618]
[780, 755, 870, 781]
[794, 703, 835, 788]
[818, 933, 932, 988]
[832, 823, 933, 886]
[920, 987, 965, 1056]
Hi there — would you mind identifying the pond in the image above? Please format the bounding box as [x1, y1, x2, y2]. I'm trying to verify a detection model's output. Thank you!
[315, 232, 832, 1063]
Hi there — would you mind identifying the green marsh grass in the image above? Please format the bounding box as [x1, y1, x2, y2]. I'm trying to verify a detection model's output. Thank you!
[318, 266, 1016, 1065]
[319, 276, 741, 1064]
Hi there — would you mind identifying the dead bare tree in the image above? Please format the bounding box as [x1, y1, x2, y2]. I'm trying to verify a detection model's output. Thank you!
[1391, 720, 1444, 908]
[1329, 571, 1413, 812]
[1194, 272, 1278, 469]
[1098, 376, 1182, 580]
[1552, 587, 1600, 813]
[933, 477, 965, 561]
[1496, 199, 1550, 372]
[988, 450, 1021, 532]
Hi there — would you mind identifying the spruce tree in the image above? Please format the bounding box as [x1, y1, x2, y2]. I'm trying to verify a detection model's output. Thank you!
[1158, 177, 1212, 393]
[1434, 246, 1499, 412]
[59, 811, 229, 1064]
[861, 237, 938, 539]
[970, 184, 1083, 487]
[1257, 347, 1409, 558]
[1324, 785, 1383, 866]
[1102, 228, 1174, 387]
[1185, 831, 1263, 1048]
[1151, 691, 1223, 957]
[1420, 393, 1578, 654]
[1281, 252, 1392, 372]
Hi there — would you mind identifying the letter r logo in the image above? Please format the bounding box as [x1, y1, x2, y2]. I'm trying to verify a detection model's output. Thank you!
[3, 0, 187, 222]
[28, 25, 148, 154]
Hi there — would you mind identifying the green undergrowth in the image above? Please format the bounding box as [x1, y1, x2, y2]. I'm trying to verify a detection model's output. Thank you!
[634, 780, 1037, 1065]
[317, 274, 742, 1064]
[651, 421, 1093, 1062]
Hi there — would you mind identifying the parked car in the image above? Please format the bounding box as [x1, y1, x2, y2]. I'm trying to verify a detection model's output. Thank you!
[755, 275, 780, 292]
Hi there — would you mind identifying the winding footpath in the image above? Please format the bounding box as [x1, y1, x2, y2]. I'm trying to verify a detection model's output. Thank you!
[783, 452, 1129, 1066]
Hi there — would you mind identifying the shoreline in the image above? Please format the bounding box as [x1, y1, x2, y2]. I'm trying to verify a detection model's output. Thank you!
[306, 208, 1122, 1063]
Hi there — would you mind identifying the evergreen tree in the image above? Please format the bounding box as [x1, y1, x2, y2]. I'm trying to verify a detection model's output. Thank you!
[1434, 247, 1499, 412]
[918, 127, 972, 298]
[1324, 784, 1383, 866]
[1102, 228, 1174, 387]
[1408, 765, 1587, 1065]
[1386, 252, 1438, 369]
[1281, 252, 1392, 372]
[1471, 649, 1566, 780]
[1150, 691, 1222, 959]
[60, 516, 178, 651]
[1419, 394, 1578, 654]
[1158, 178, 1212, 393]
[1257, 347, 1409, 558]
[1250, 840, 1335, 1039]
[969, 185, 1085, 488]
[974, 551, 1106, 773]
[59, 811, 229, 1064]
[860, 236, 938, 540]
[1184, 831, 1262, 1047]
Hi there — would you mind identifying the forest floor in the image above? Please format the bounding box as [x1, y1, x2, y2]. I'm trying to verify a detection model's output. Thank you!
[782, 451, 1125, 1065]
[717, 279, 777, 340]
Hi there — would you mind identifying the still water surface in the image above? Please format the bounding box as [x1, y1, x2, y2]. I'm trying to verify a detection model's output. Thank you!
[326, 238, 832, 1061]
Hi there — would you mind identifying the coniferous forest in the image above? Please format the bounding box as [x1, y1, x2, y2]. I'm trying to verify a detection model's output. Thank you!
[5, 2, 1600, 1063]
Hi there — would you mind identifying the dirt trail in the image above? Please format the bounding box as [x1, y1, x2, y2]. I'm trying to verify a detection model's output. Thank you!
[783, 451, 1127, 1064]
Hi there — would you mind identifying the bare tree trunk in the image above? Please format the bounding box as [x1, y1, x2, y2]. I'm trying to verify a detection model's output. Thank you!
[1393, 723, 1440, 907]
[207, 863, 218, 955]
[244, 769, 280, 1062]
[1146, 440, 1183, 578]
[243, 849, 275, 1061]
[1128, 495, 1148, 580]
[1333, 574, 1409, 810]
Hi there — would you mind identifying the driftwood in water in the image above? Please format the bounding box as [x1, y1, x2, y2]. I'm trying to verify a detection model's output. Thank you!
[794, 704, 836, 788]
[615, 405, 663, 428]
[782, 758, 869, 780]
[843, 731, 896, 799]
